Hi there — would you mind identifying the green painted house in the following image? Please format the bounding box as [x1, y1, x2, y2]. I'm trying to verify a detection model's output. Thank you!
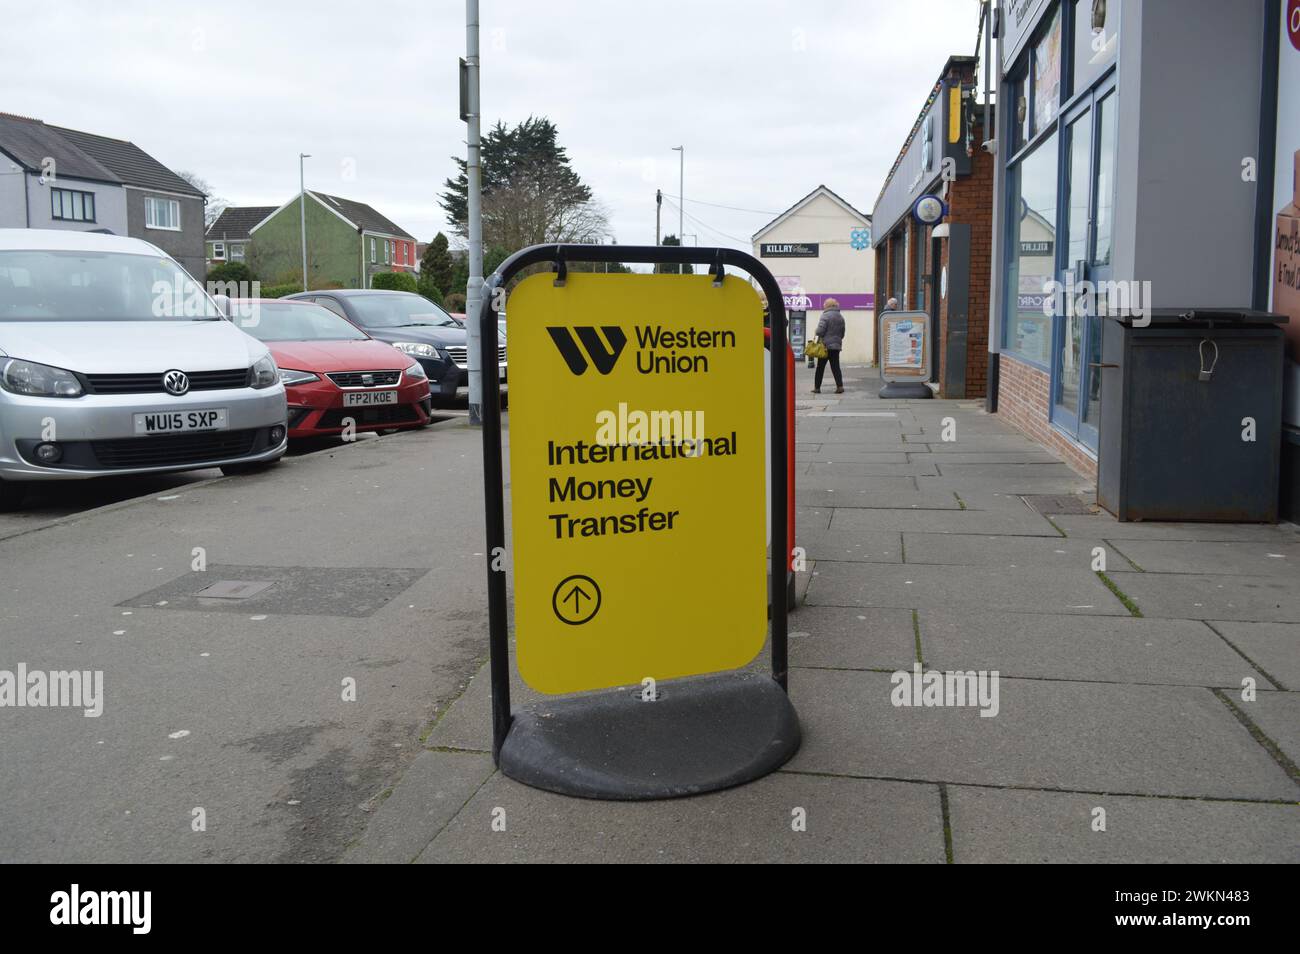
[237, 191, 417, 289]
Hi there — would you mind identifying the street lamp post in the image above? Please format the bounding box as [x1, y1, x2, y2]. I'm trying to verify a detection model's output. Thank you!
[299, 153, 311, 292]
[671, 145, 683, 274]
[465, 0, 484, 426]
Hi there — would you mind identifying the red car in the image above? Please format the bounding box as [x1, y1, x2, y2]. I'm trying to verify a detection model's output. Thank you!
[231, 299, 433, 438]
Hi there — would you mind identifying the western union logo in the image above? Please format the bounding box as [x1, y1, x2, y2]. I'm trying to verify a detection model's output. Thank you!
[549, 324, 738, 376]
[546, 326, 627, 375]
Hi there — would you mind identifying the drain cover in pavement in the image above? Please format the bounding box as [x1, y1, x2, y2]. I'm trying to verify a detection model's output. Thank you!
[119, 564, 429, 618]
[1021, 494, 1096, 515]
[193, 580, 276, 599]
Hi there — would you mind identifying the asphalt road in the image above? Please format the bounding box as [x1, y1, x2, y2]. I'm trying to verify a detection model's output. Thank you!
[0, 419, 462, 537]
[0, 416, 490, 862]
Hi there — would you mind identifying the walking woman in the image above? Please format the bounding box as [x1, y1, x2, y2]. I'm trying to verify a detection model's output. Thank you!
[811, 298, 846, 393]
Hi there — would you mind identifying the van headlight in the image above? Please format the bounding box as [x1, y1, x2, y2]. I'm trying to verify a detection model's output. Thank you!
[250, 354, 279, 389]
[0, 358, 83, 398]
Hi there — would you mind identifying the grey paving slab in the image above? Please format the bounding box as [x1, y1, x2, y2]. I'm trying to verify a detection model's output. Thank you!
[830, 506, 1061, 537]
[789, 605, 917, 670]
[785, 669, 1299, 799]
[1051, 514, 1300, 543]
[1209, 621, 1300, 689]
[812, 427, 927, 442]
[417, 771, 945, 863]
[805, 530, 902, 563]
[1107, 571, 1300, 623]
[796, 475, 918, 495]
[798, 451, 911, 464]
[1236, 690, 1300, 770]
[797, 489, 963, 510]
[796, 505, 833, 533]
[909, 437, 1051, 453]
[932, 462, 1082, 479]
[907, 452, 1061, 465]
[918, 476, 1097, 496]
[806, 561, 1126, 615]
[425, 660, 519, 754]
[902, 533, 1109, 569]
[342, 749, 495, 863]
[791, 439, 912, 453]
[947, 787, 1300, 863]
[1100, 538, 1300, 577]
[917, 610, 1265, 687]
[805, 461, 940, 478]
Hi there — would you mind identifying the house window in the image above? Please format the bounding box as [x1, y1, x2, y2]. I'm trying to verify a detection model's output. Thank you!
[384, 241, 390, 264]
[212, 242, 226, 260]
[145, 196, 181, 230]
[230, 243, 245, 261]
[51, 188, 96, 222]
[370, 238, 376, 263]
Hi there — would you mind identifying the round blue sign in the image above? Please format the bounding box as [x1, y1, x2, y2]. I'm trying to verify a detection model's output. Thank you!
[912, 194, 946, 225]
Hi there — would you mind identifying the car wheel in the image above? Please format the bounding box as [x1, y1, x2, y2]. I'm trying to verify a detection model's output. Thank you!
[220, 459, 281, 478]
[0, 478, 27, 512]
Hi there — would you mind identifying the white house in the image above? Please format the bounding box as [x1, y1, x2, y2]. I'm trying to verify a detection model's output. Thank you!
[751, 184, 876, 364]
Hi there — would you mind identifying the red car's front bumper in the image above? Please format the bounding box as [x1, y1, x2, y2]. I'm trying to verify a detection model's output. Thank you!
[284, 376, 433, 438]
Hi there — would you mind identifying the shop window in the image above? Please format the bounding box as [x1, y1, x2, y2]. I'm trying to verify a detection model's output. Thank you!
[1071, 0, 1118, 95]
[1093, 90, 1117, 267]
[889, 229, 907, 306]
[915, 223, 931, 311]
[1004, 133, 1058, 366]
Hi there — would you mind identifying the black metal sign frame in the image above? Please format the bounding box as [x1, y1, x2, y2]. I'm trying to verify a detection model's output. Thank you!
[477, 243, 791, 766]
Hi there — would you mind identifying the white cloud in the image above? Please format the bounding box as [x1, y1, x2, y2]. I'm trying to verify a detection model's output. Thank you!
[0, 0, 981, 252]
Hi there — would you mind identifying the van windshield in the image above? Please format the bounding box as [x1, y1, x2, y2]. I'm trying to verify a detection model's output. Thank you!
[0, 249, 220, 322]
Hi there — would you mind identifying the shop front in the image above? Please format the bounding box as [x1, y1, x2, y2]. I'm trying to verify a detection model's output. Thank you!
[871, 56, 994, 399]
[988, 0, 1273, 483]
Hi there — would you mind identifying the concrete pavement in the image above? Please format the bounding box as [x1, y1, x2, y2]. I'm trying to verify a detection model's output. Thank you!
[3, 364, 1297, 863]
[350, 363, 1300, 864]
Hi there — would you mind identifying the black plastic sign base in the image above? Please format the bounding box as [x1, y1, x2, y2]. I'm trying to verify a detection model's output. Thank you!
[498, 672, 801, 800]
[878, 381, 933, 399]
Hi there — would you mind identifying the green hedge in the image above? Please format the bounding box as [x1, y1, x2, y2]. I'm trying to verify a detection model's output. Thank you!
[371, 271, 419, 293]
[258, 283, 302, 299]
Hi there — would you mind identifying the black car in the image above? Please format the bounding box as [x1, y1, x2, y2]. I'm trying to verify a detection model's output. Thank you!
[285, 289, 505, 403]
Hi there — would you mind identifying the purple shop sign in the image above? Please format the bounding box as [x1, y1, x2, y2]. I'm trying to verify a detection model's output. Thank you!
[782, 292, 875, 311]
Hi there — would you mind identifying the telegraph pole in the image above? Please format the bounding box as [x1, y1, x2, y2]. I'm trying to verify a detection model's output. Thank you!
[655, 189, 662, 247]
[671, 145, 683, 274]
[464, 0, 484, 426]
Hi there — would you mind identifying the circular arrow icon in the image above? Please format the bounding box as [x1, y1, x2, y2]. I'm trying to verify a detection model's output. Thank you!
[552, 574, 601, 625]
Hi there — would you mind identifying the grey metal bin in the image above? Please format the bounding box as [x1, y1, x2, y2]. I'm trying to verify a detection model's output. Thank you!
[1097, 308, 1287, 522]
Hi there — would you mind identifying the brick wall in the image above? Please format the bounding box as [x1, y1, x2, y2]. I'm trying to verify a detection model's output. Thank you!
[932, 118, 994, 400]
[995, 353, 1098, 480]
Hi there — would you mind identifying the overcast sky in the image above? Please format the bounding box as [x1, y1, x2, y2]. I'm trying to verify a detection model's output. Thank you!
[1, 0, 982, 250]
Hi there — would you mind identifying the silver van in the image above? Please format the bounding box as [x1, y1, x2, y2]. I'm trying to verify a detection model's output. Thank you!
[0, 230, 286, 508]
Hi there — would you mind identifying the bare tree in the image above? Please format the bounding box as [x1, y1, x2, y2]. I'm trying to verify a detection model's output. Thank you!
[177, 170, 229, 229]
